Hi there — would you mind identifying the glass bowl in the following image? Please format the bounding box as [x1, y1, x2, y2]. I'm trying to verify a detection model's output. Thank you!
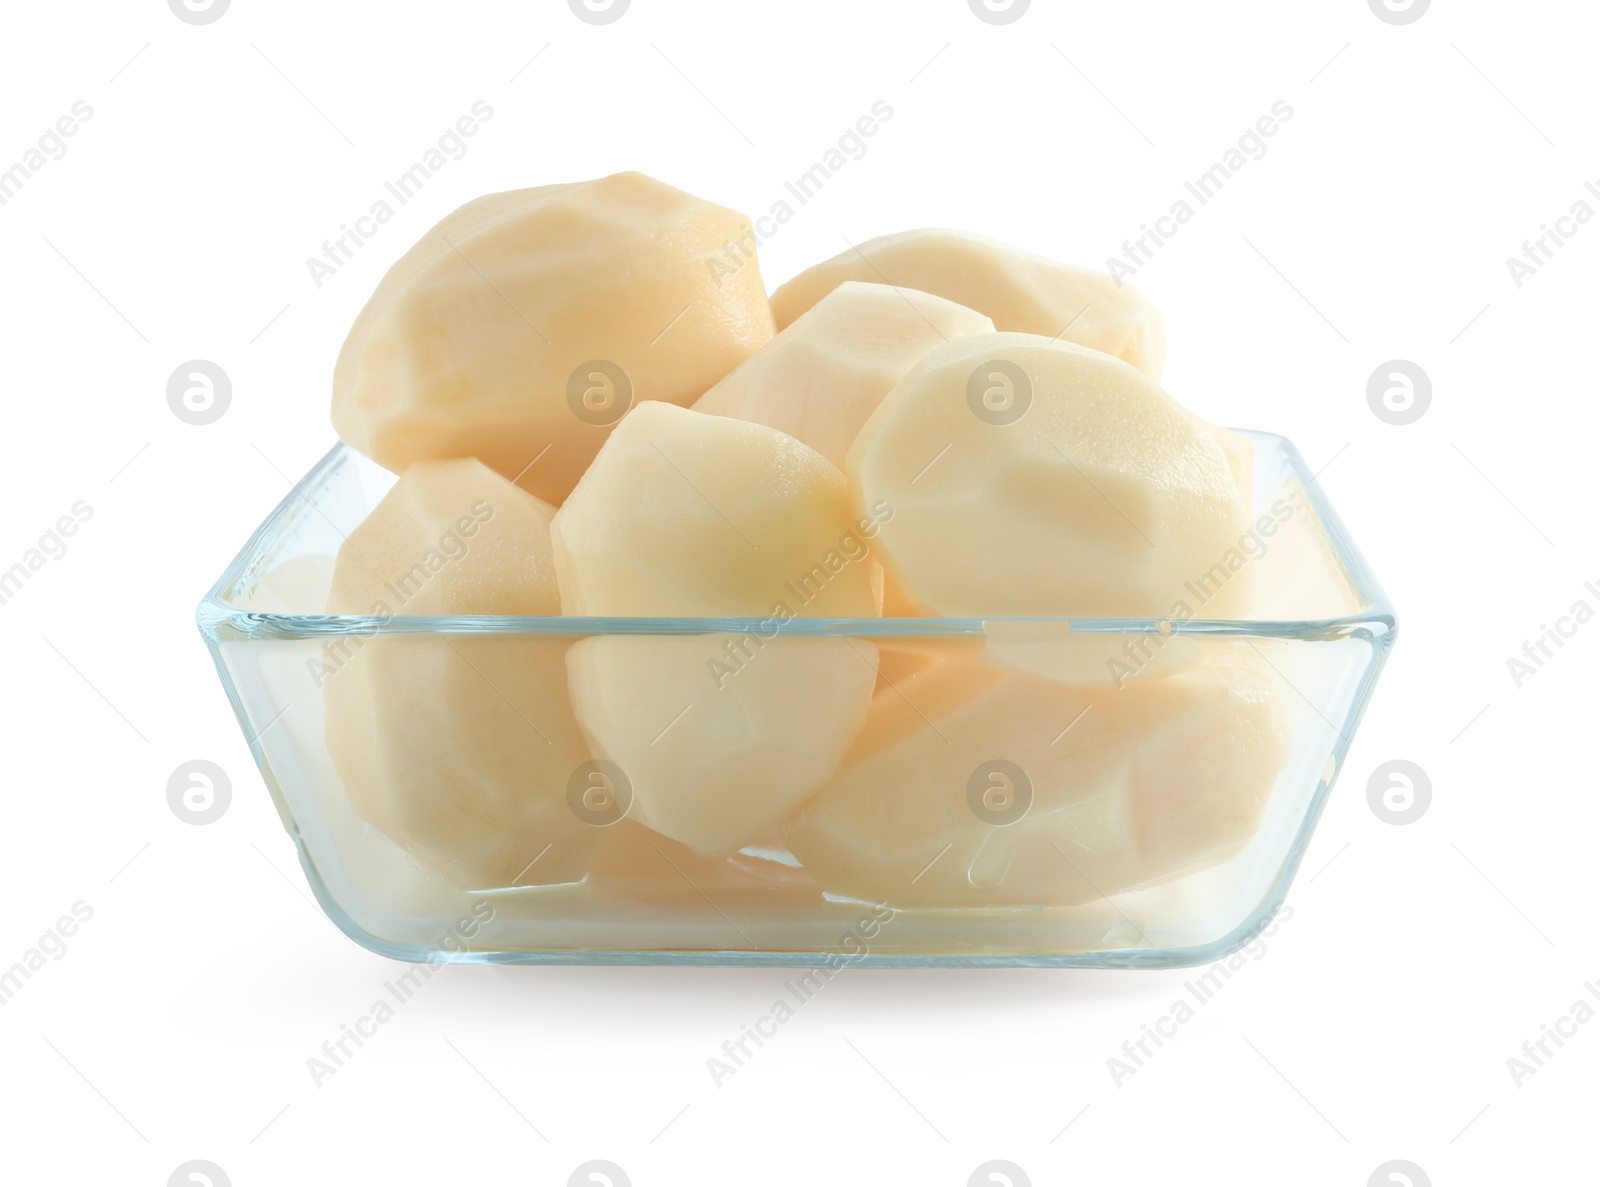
[196, 432, 1394, 968]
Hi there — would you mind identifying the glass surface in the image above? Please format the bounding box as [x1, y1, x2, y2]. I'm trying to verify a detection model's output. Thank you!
[196, 432, 1395, 968]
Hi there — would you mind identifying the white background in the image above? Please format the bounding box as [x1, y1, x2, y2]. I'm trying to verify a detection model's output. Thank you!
[0, 1, 1594, 1183]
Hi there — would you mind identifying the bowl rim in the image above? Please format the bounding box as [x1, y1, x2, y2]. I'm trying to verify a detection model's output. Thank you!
[197, 430, 1397, 643]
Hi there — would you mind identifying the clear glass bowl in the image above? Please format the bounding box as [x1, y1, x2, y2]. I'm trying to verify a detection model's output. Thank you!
[197, 432, 1394, 968]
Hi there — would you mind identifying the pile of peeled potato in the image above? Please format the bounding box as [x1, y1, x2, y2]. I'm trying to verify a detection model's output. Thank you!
[322, 171, 1287, 909]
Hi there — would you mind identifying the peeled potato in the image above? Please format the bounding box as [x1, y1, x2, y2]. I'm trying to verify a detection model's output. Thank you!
[871, 636, 980, 695]
[324, 459, 605, 889]
[770, 228, 1166, 378]
[693, 281, 993, 468]
[551, 401, 882, 618]
[327, 458, 561, 618]
[332, 172, 776, 505]
[783, 648, 1288, 909]
[566, 635, 877, 855]
[1205, 422, 1256, 512]
[325, 636, 600, 889]
[849, 332, 1254, 619]
[551, 401, 881, 854]
[880, 576, 922, 618]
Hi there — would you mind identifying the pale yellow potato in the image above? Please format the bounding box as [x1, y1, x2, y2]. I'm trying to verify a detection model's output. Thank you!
[848, 332, 1255, 619]
[1205, 422, 1255, 512]
[566, 635, 878, 855]
[327, 458, 560, 618]
[770, 228, 1166, 378]
[693, 281, 993, 468]
[325, 636, 599, 889]
[880, 576, 922, 618]
[551, 401, 882, 617]
[324, 459, 605, 889]
[782, 648, 1289, 909]
[983, 421, 1258, 692]
[332, 172, 776, 506]
[551, 401, 881, 854]
[871, 637, 980, 696]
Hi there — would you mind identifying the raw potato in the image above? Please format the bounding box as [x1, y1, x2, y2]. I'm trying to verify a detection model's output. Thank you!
[880, 576, 921, 618]
[324, 459, 605, 889]
[783, 648, 1289, 909]
[849, 332, 1255, 619]
[551, 401, 881, 854]
[566, 635, 878, 855]
[332, 172, 776, 505]
[551, 401, 882, 617]
[693, 281, 994, 468]
[325, 636, 598, 889]
[327, 458, 558, 618]
[770, 228, 1166, 378]
[872, 637, 979, 695]
[1206, 422, 1256, 512]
